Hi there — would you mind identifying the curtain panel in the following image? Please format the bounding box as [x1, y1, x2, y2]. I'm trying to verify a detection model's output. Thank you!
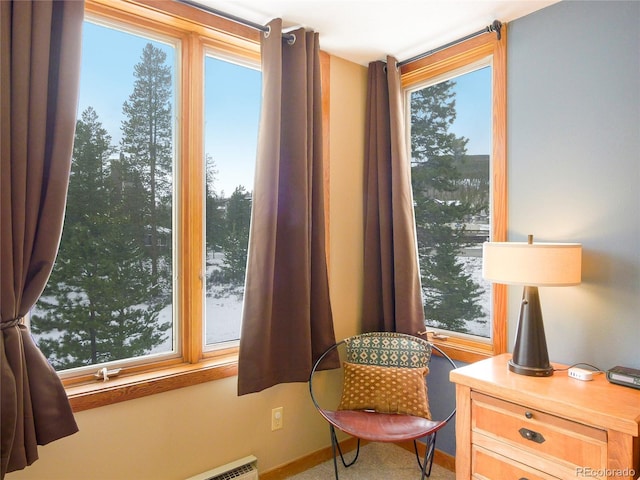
[0, 1, 84, 476]
[237, 19, 336, 395]
[362, 57, 425, 334]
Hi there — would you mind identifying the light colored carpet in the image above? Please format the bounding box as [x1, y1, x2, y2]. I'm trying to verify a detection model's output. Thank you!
[284, 443, 455, 479]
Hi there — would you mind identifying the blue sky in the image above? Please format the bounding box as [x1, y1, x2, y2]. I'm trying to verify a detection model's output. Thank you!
[204, 57, 261, 196]
[78, 20, 261, 196]
[78, 20, 489, 196]
[78, 22, 173, 146]
[450, 66, 492, 156]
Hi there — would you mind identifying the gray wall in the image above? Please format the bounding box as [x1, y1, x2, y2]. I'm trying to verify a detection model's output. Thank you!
[508, 0, 640, 371]
[436, 0, 640, 458]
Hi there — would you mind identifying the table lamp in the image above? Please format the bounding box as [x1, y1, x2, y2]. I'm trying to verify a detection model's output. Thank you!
[482, 235, 582, 377]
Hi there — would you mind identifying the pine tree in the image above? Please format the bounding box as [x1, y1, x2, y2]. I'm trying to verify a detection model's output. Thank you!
[219, 186, 252, 287]
[32, 108, 169, 369]
[205, 154, 225, 255]
[410, 81, 486, 333]
[120, 43, 173, 287]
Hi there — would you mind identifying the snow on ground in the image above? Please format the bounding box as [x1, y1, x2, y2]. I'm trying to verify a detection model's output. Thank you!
[149, 286, 244, 354]
[459, 255, 491, 337]
[33, 252, 491, 360]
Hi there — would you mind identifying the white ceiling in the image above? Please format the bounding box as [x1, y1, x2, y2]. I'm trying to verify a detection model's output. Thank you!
[196, 0, 559, 65]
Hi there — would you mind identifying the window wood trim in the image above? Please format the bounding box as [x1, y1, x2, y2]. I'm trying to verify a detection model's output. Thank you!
[67, 355, 238, 412]
[119, 0, 260, 44]
[401, 27, 508, 363]
[59, 0, 331, 411]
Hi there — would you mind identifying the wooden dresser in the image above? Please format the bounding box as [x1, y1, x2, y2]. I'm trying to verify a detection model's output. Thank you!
[450, 354, 640, 479]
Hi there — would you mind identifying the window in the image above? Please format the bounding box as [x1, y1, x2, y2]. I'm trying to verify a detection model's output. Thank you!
[203, 53, 261, 348]
[28, 0, 263, 410]
[32, 20, 178, 371]
[401, 30, 507, 362]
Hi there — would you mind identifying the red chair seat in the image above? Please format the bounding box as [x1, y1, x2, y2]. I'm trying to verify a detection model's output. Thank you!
[309, 334, 457, 479]
[319, 409, 447, 443]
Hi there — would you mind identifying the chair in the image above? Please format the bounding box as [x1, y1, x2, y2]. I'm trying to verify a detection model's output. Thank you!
[308, 332, 456, 479]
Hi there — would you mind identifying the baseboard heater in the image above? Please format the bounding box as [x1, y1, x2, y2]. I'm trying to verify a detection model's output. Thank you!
[185, 455, 257, 480]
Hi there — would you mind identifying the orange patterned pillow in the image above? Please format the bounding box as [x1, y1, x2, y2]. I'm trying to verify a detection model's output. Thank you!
[337, 362, 431, 419]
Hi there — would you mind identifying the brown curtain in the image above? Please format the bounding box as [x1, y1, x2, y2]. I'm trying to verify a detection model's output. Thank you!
[362, 57, 425, 334]
[237, 19, 336, 395]
[1, 1, 84, 476]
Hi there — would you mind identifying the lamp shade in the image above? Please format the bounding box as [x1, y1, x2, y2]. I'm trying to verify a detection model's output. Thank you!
[482, 241, 582, 286]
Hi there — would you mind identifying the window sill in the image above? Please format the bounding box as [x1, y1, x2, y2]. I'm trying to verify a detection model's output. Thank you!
[67, 355, 238, 412]
[429, 336, 496, 365]
[65, 337, 493, 412]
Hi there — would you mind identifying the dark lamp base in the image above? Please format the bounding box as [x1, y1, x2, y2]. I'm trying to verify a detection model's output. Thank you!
[509, 285, 554, 378]
[508, 359, 553, 377]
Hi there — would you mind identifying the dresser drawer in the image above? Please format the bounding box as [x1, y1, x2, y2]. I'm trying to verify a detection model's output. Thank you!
[472, 444, 560, 480]
[471, 392, 607, 472]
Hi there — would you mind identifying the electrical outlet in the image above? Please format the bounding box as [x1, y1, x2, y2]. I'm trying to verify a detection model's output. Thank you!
[271, 407, 283, 431]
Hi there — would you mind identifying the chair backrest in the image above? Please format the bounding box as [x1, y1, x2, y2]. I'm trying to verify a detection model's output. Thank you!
[309, 331, 457, 424]
[343, 332, 432, 369]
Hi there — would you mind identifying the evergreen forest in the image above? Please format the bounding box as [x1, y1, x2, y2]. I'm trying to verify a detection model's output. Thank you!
[410, 79, 490, 334]
[32, 44, 489, 371]
[31, 43, 252, 369]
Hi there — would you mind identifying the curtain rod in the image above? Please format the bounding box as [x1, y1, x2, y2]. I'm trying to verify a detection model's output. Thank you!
[175, 0, 296, 44]
[397, 20, 502, 68]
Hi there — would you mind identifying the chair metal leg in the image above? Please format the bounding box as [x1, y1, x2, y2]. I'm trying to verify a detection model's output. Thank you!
[330, 426, 340, 480]
[329, 425, 360, 479]
[414, 432, 437, 479]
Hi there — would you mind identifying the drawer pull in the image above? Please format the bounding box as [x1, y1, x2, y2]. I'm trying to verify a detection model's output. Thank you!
[519, 427, 545, 444]
[525, 411, 533, 419]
